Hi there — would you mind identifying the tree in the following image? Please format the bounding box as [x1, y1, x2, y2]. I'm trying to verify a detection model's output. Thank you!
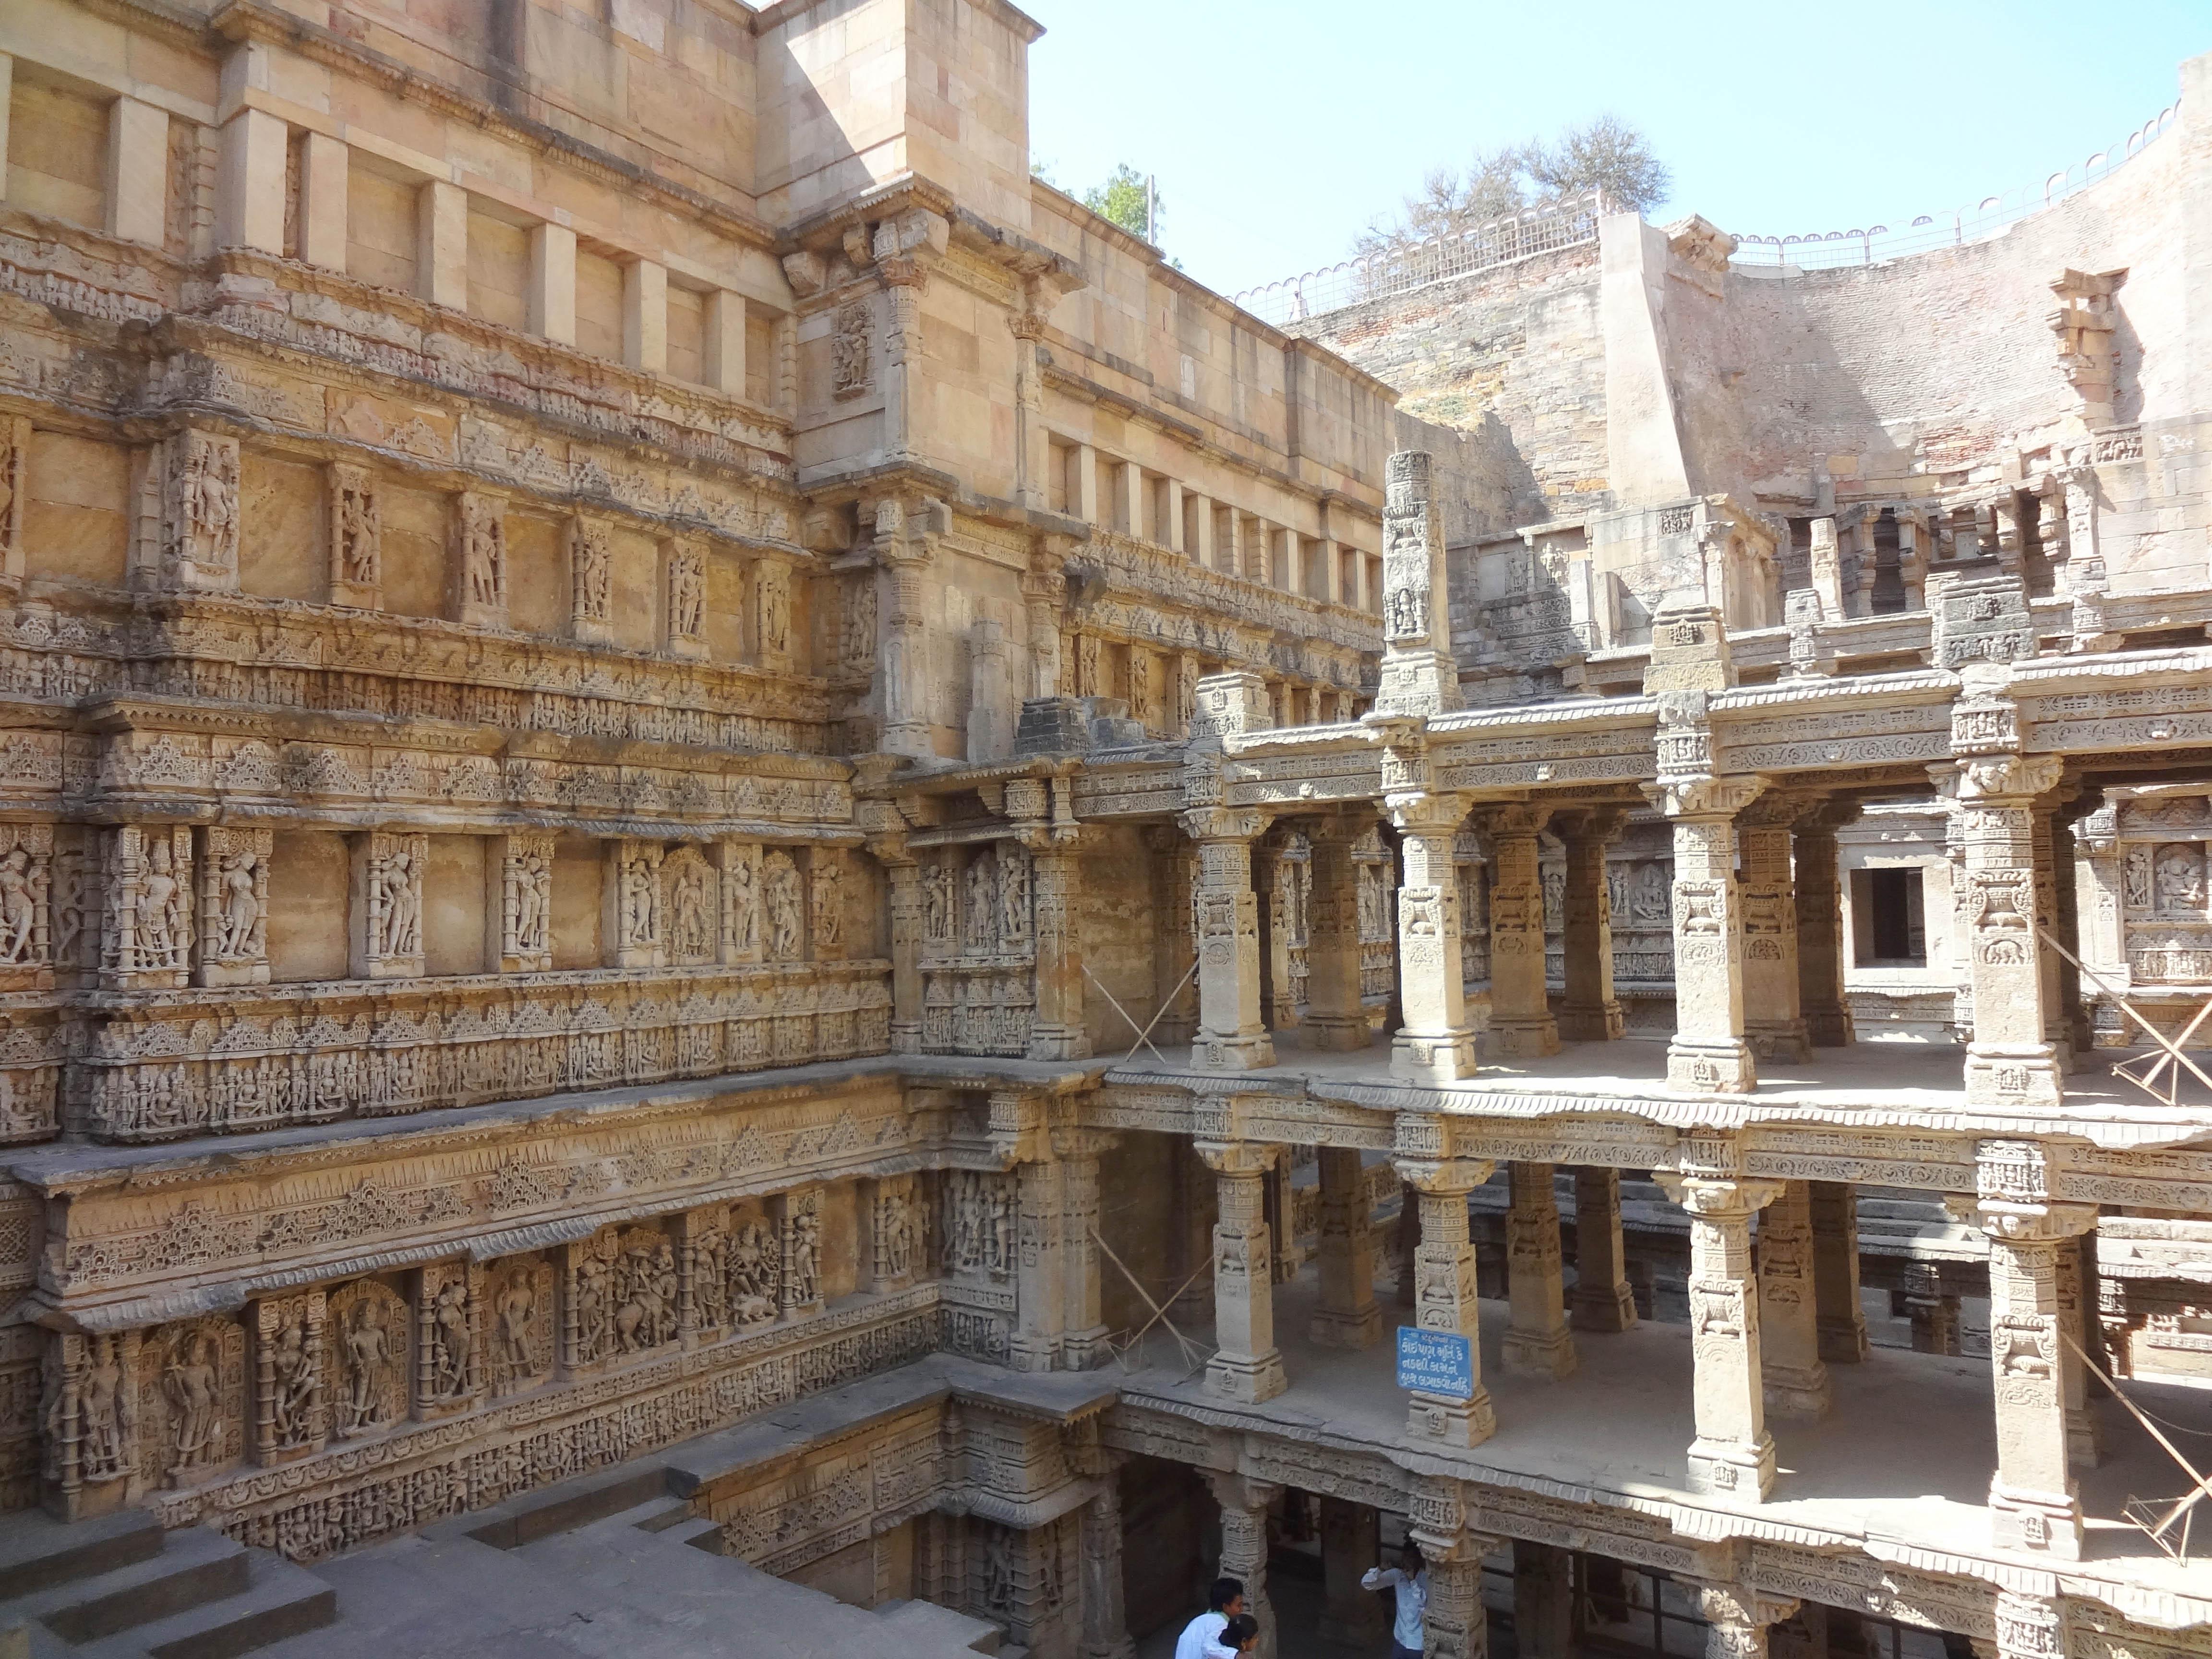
[1357, 116, 1670, 257]
[1081, 164, 1159, 244]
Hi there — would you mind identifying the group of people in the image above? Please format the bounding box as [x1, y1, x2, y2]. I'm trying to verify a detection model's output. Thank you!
[1172, 1542, 1430, 1659]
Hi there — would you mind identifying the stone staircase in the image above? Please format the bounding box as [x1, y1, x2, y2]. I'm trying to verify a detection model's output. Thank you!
[0, 1507, 335, 1659]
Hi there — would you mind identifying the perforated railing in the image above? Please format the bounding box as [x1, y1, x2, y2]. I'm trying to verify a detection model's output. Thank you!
[1730, 102, 2180, 270]
[1230, 193, 1605, 327]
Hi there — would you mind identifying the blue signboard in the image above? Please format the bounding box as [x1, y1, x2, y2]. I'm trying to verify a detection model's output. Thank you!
[1396, 1326, 1474, 1400]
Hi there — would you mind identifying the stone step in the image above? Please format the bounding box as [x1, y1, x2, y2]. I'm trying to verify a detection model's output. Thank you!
[0, 1508, 162, 1602]
[0, 1525, 247, 1646]
[871, 1597, 1005, 1655]
[75, 1548, 336, 1659]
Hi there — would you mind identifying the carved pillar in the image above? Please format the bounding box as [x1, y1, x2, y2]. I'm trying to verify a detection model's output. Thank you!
[879, 256, 926, 465]
[1079, 1471, 1136, 1659]
[1792, 805, 1855, 1046]
[2051, 795, 2095, 1064]
[2054, 1234, 2103, 1469]
[1647, 778, 1765, 1092]
[1952, 754, 2065, 1107]
[1310, 1146, 1381, 1348]
[1513, 1540, 1575, 1659]
[1010, 1155, 1066, 1372]
[1655, 1172, 1782, 1499]
[0, 415, 26, 588]
[877, 501, 934, 759]
[2027, 798, 2073, 1074]
[1388, 793, 1479, 1082]
[1395, 1149, 1497, 1447]
[1204, 1473, 1281, 1659]
[1556, 807, 1625, 1041]
[195, 826, 271, 987]
[1479, 803, 1558, 1058]
[2072, 803, 2129, 1047]
[1317, 1496, 1388, 1649]
[1503, 1162, 1576, 1378]
[1061, 1131, 1110, 1370]
[1016, 780, 1089, 1062]
[1260, 837, 1301, 1034]
[326, 462, 380, 609]
[1198, 1142, 1286, 1403]
[1148, 827, 1201, 1047]
[1692, 1585, 1802, 1659]
[349, 830, 423, 979]
[1303, 817, 1369, 1050]
[871, 831, 923, 1052]
[1010, 301, 1049, 512]
[1572, 1165, 1637, 1333]
[450, 490, 507, 629]
[1375, 450, 1460, 716]
[1809, 1181, 1869, 1363]
[1422, 1542, 1491, 1659]
[1737, 798, 1810, 1063]
[1905, 1262, 1960, 1356]
[1755, 1180, 1829, 1418]
[1182, 809, 1274, 1070]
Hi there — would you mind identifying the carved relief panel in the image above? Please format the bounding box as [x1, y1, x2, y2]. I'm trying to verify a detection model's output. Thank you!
[452, 492, 508, 629]
[161, 430, 240, 592]
[138, 1317, 244, 1491]
[725, 1201, 783, 1330]
[485, 1255, 555, 1397]
[943, 1170, 1016, 1282]
[350, 831, 425, 979]
[607, 840, 666, 969]
[327, 1279, 409, 1440]
[665, 540, 708, 661]
[869, 1174, 919, 1292]
[811, 848, 845, 961]
[327, 462, 380, 609]
[196, 826, 270, 987]
[43, 1331, 141, 1515]
[761, 850, 805, 962]
[720, 841, 764, 964]
[494, 832, 555, 973]
[0, 823, 53, 990]
[565, 1224, 680, 1370]
[776, 1188, 824, 1319]
[252, 1291, 328, 1465]
[415, 1260, 483, 1417]
[101, 825, 192, 990]
[661, 845, 719, 966]
[569, 515, 614, 645]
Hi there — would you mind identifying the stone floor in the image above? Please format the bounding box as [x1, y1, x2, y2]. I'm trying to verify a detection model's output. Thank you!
[1107, 1032, 2212, 1131]
[1111, 1267, 2212, 1605]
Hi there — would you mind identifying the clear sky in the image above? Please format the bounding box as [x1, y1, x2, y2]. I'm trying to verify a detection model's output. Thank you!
[1022, 0, 2210, 300]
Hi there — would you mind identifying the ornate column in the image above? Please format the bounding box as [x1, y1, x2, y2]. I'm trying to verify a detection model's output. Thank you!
[1375, 449, 1461, 717]
[1646, 777, 1766, 1092]
[1182, 808, 1275, 1070]
[1512, 1541, 1575, 1659]
[1198, 1141, 1287, 1403]
[1809, 1180, 1869, 1363]
[1557, 808, 1626, 1041]
[1949, 1142, 2097, 1558]
[1302, 817, 1369, 1050]
[875, 497, 935, 759]
[1310, 1146, 1382, 1348]
[1387, 792, 1479, 1081]
[1260, 837, 1301, 1034]
[1022, 548, 1067, 702]
[1755, 1180, 1829, 1418]
[1419, 1533, 1495, 1659]
[1010, 294, 1050, 511]
[1503, 1162, 1576, 1378]
[1952, 752, 2065, 1107]
[1737, 796, 1810, 1063]
[1691, 1584, 1802, 1659]
[862, 805, 923, 1053]
[1014, 778, 1090, 1061]
[1079, 1469, 1136, 1659]
[2070, 800, 2129, 1048]
[878, 250, 928, 465]
[2028, 795, 2074, 1074]
[2051, 790, 2097, 1063]
[1395, 1141, 1498, 1447]
[1655, 1171, 1783, 1498]
[1059, 1128, 1112, 1371]
[1572, 1166, 1637, 1332]
[1204, 1472, 1281, 1659]
[1478, 803, 1558, 1058]
[1792, 803, 1856, 1046]
[2054, 1233, 2103, 1469]
[1148, 827, 1201, 1047]
[1010, 1154, 1066, 1373]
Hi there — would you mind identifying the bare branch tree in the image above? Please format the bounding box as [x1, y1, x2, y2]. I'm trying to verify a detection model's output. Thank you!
[1358, 116, 1671, 257]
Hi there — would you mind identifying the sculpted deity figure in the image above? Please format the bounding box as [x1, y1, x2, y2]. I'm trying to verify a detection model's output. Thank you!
[429, 1278, 472, 1398]
[339, 482, 378, 585]
[574, 1257, 610, 1361]
[812, 856, 842, 950]
[728, 850, 760, 955]
[2156, 845, 2206, 914]
[669, 856, 711, 961]
[965, 854, 998, 951]
[668, 548, 705, 640]
[728, 1218, 779, 1323]
[923, 861, 953, 942]
[0, 844, 42, 963]
[997, 845, 1030, 942]
[338, 1296, 395, 1433]
[1631, 862, 1672, 926]
[379, 846, 421, 958]
[79, 1336, 126, 1480]
[762, 854, 803, 961]
[573, 520, 612, 623]
[788, 1208, 821, 1306]
[140, 838, 187, 968]
[464, 500, 504, 608]
[758, 561, 792, 658]
[268, 1310, 316, 1449]
[514, 848, 549, 955]
[623, 853, 659, 947]
[493, 1265, 541, 1387]
[215, 847, 260, 959]
[162, 1331, 222, 1478]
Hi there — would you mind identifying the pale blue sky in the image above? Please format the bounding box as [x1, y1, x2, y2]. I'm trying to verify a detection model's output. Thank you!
[1022, 0, 2209, 299]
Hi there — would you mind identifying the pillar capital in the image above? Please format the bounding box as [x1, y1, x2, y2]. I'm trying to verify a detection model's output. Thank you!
[1554, 803, 1629, 841]
[1202, 1469, 1284, 1513]
[1944, 1196, 2099, 1244]
[1691, 1582, 1803, 1659]
[1392, 1156, 1498, 1196]
[1471, 799, 1551, 837]
[1957, 753, 2065, 805]
[1643, 775, 1767, 821]
[1384, 791, 1468, 837]
[1179, 805, 1271, 844]
[1654, 1173, 1785, 1221]
[1194, 1139, 1280, 1178]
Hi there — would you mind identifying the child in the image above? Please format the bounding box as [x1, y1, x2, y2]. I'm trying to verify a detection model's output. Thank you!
[1205, 1612, 1261, 1656]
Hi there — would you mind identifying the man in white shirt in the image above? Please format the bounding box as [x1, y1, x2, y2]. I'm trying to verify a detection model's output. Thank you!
[1175, 1576, 1246, 1659]
[1361, 1543, 1429, 1659]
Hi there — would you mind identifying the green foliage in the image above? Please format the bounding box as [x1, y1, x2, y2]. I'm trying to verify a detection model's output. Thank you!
[1081, 163, 1159, 243]
[1358, 115, 1671, 256]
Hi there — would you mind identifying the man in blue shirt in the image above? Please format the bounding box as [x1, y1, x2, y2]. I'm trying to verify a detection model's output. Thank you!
[1361, 1543, 1429, 1659]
